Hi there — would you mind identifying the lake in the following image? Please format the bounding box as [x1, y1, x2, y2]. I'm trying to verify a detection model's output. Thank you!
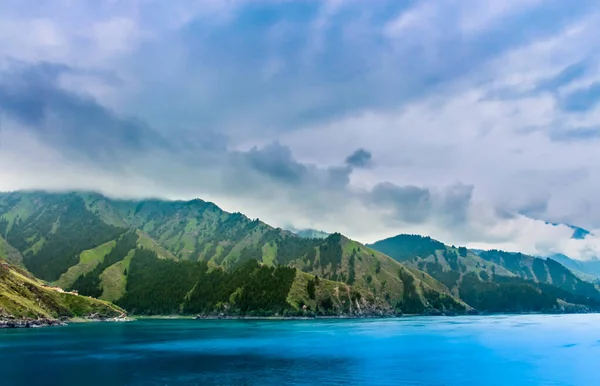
[1, 314, 599, 385]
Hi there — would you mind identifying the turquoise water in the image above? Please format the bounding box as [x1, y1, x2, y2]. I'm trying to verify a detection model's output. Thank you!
[1, 315, 599, 385]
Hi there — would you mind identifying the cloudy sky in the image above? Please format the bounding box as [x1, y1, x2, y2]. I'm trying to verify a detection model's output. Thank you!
[2, 0, 600, 259]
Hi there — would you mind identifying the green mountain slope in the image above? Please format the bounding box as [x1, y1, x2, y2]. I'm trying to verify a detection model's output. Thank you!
[0, 255, 124, 321]
[292, 234, 466, 314]
[7, 191, 597, 316]
[0, 191, 466, 316]
[368, 234, 600, 312]
[0, 192, 125, 281]
[116, 248, 414, 316]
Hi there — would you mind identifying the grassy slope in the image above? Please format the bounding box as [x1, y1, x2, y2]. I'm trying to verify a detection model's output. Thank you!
[55, 240, 117, 289]
[0, 235, 23, 266]
[0, 194, 38, 231]
[0, 259, 124, 319]
[287, 270, 393, 315]
[136, 230, 178, 260]
[99, 249, 135, 302]
[98, 232, 178, 303]
[52, 230, 177, 301]
[81, 193, 300, 267]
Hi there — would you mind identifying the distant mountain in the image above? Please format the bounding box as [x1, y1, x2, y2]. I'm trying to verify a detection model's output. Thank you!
[0, 191, 465, 317]
[544, 254, 600, 282]
[369, 234, 600, 313]
[537, 223, 600, 281]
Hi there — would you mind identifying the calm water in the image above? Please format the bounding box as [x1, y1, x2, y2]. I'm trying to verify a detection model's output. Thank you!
[1, 315, 599, 385]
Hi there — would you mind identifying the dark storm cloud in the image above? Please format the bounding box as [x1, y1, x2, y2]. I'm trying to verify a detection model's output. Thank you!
[0, 61, 167, 162]
[370, 183, 433, 224]
[237, 142, 354, 191]
[368, 182, 474, 226]
[0, 60, 355, 196]
[345, 148, 373, 168]
[441, 183, 474, 225]
[242, 142, 308, 184]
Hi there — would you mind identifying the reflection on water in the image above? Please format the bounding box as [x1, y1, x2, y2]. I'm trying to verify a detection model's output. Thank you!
[1, 314, 600, 385]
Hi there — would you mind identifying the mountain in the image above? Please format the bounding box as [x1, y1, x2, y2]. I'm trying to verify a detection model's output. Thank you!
[368, 234, 600, 313]
[0, 191, 466, 317]
[5, 190, 598, 316]
[534, 223, 600, 281]
[0, 252, 124, 323]
[545, 253, 600, 282]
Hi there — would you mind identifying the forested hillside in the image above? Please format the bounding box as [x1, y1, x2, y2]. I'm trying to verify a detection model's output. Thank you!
[1, 190, 598, 317]
[0, 191, 464, 316]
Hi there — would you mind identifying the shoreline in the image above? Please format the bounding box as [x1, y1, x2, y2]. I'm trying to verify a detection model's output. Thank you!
[4, 310, 598, 329]
[0, 315, 135, 329]
[135, 309, 599, 321]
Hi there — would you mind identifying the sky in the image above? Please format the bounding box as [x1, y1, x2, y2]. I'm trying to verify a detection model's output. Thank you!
[2, 0, 600, 259]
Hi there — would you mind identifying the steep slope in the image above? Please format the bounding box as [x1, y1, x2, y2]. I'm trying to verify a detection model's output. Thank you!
[0, 192, 126, 281]
[81, 192, 321, 269]
[369, 234, 600, 312]
[292, 234, 467, 314]
[116, 248, 434, 316]
[0, 255, 124, 322]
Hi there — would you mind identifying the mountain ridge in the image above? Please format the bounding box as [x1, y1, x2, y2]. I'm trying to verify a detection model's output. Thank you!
[0, 191, 466, 317]
[2, 190, 599, 317]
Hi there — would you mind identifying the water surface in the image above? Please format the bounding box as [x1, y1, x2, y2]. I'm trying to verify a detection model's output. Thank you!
[1, 314, 599, 385]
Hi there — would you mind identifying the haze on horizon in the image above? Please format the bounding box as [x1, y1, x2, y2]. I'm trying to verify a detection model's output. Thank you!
[2, 0, 600, 260]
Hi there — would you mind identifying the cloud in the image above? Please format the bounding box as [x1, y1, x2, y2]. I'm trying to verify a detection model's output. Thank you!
[369, 183, 432, 224]
[3, 0, 600, 262]
[561, 82, 600, 112]
[0, 61, 166, 164]
[242, 143, 308, 184]
[345, 148, 373, 168]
